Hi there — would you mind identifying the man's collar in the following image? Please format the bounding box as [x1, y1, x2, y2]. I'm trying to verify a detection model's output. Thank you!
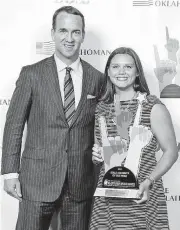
[54, 54, 81, 74]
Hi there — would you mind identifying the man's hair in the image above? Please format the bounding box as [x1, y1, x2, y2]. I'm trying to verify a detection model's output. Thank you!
[52, 6, 85, 34]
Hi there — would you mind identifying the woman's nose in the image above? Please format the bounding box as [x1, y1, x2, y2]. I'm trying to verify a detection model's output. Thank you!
[118, 66, 125, 74]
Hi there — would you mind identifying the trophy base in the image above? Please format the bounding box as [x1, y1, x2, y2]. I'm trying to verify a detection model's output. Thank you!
[94, 187, 140, 199]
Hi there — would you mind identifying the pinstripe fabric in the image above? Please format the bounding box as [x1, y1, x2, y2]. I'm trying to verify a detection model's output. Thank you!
[64, 67, 75, 126]
[16, 180, 92, 230]
[1, 55, 104, 204]
[59, 181, 92, 230]
[90, 94, 169, 230]
[16, 199, 55, 230]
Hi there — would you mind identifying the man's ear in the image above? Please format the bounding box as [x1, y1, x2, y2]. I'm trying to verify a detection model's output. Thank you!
[51, 29, 55, 41]
[82, 31, 85, 42]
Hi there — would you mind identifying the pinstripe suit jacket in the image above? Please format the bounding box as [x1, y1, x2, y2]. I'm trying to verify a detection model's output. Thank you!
[1, 55, 104, 202]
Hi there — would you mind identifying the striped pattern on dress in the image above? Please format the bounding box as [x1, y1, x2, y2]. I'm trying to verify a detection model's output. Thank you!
[90, 94, 169, 230]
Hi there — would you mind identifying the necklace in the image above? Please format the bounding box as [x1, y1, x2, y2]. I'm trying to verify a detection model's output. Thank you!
[113, 91, 138, 122]
[114, 91, 138, 111]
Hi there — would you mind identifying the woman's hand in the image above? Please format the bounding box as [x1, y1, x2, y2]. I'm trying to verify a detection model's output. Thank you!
[92, 144, 104, 164]
[134, 179, 152, 204]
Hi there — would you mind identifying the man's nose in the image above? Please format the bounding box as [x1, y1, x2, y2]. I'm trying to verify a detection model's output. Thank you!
[66, 32, 73, 42]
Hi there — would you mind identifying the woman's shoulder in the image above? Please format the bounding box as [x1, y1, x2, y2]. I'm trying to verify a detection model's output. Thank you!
[145, 94, 163, 106]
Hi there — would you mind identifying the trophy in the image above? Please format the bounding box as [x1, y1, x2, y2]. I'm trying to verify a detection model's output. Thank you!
[94, 93, 153, 199]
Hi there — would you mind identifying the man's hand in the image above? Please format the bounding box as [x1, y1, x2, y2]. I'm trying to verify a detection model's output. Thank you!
[4, 178, 22, 201]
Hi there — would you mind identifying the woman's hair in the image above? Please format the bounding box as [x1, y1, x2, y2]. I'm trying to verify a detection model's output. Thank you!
[101, 47, 150, 103]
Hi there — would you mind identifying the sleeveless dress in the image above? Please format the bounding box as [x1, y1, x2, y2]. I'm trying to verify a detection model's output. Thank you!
[89, 93, 169, 230]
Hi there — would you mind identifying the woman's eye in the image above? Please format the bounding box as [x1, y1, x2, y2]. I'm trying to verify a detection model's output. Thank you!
[125, 65, 132, 69]
[112, 65, 118, 69]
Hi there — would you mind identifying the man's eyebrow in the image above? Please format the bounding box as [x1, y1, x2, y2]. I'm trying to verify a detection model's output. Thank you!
[58, 28, 67, 31]
[72, 29, 81, 32]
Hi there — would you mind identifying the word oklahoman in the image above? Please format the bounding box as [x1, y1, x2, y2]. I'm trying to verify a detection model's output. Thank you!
[154, 0, 180, 7]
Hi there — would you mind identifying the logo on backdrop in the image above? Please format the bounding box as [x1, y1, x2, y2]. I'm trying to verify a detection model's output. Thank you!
[53, 0, 90, 4]
[36, 41, 111, 56]
[80, 49, 111, 56]
[153, 27, 180, 98]
[36, 41, 55, 55]
[165, 188, 180, 202]
[133, 0, 180, 7]
[0, 99, 10, 106]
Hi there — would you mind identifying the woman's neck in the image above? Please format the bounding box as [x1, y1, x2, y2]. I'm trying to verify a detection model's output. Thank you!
[115, 87, 137, 101]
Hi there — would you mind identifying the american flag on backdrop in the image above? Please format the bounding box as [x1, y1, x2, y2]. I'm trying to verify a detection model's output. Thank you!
[133, 0, 153, 6]
[36, 41, 55, 55]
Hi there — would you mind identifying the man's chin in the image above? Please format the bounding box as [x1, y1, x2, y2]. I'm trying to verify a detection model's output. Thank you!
[56, 49, 79, 61]
[62, 51, 76, 59]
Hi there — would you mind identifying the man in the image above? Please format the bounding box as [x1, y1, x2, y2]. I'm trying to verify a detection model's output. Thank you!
[1, 6, 104, 230]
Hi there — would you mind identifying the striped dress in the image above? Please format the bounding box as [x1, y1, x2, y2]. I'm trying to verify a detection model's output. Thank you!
[90, 94, 169, 230]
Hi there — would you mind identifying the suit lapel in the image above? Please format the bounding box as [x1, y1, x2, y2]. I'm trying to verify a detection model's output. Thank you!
[70, 59, 90, 127]
[44, 56, 68, 125]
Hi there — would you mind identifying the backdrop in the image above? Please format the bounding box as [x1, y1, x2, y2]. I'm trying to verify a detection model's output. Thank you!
[0, 0, 180, 229]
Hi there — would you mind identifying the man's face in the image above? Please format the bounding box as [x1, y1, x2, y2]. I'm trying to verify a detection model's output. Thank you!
[51, 12, 84, 63]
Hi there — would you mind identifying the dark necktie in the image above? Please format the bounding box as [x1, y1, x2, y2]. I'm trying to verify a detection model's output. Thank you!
[64, 67, 75, 125]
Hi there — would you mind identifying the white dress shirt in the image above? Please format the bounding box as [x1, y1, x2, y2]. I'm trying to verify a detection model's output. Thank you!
[4, 54, 83, 180]
[54, 54, 83, 108]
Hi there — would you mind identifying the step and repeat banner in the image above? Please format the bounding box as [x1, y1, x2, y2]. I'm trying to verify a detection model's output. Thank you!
[0, 0, 180, 229]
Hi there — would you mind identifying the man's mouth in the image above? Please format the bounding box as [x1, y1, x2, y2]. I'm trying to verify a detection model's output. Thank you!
[64, 44, 74, 49]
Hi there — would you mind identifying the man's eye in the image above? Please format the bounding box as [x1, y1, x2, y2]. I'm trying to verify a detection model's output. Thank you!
[74, 31, 80, 35]
[60, 30, 67, 33]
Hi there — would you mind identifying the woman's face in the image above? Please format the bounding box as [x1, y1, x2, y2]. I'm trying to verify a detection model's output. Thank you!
[108, 53, 138, 91]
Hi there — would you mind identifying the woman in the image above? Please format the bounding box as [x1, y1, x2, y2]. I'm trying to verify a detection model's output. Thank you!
[90, 47, 178, 230]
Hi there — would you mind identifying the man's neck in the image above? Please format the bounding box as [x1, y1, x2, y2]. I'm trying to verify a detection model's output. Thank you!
[55, 51, 79, 66]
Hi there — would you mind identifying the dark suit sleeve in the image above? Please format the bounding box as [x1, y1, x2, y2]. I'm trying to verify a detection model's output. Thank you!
[1, 66, 32, 174]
